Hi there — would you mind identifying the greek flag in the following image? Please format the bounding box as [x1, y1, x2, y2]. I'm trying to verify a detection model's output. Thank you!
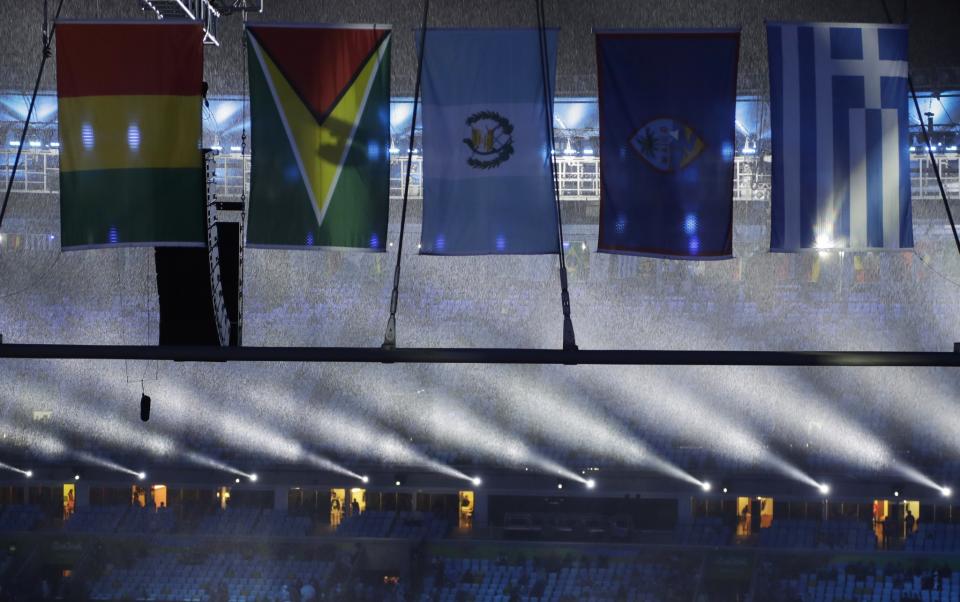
[768, 22, 912, 251]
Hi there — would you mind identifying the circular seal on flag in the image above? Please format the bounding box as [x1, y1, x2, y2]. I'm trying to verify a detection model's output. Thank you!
[630, 118, 705, 172]
[462, 111, 514, 169]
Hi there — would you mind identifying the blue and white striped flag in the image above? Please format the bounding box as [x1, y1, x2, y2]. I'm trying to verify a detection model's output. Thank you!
[767, 22, 913, 251]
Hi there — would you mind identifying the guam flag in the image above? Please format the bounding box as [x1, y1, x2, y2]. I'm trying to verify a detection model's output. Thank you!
[245, 24, 391, 250]
[419, 29, 559, 255]
[596, 30, 740, 259]
[56, 22, 205, 249]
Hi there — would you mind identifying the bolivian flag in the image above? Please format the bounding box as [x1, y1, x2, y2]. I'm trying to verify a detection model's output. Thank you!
[245, 24, 391, 250]
[56, 22, 205, 249]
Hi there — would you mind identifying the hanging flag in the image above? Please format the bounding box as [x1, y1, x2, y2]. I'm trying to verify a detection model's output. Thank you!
[768, 22, 912, 251]
[419, 29, 559, 255]
[56, 22, 205, 249]
[596, 30, 739, 259]
[245, 24, 391, 250]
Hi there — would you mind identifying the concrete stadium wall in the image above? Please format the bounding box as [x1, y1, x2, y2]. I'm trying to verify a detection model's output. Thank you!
[0, 0, 958, 98]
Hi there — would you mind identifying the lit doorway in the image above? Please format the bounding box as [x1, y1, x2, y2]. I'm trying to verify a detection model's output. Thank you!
[62, 483, 75, 519]
[348, 488, 366, 516]
[736, 496, 773, 536]
[330, 488, 345, 527]
[459, 491, 475, 531]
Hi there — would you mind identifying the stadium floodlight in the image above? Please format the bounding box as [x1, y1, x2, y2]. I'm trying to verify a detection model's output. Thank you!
[585, 479, 596, 490]
[818, 483, 830, 495]
[137, 472, 146, 481]
[471, 476, 482, 487]
[235, 478, 240, 484]
[74, 474, 80, 481]
[25, 470, 33, 478]
[942, 486, 952, 497]
[360, 475, 370, 484]
[249, 473, 258, 482]
[556, 481, 564, 490]
[701, 481, 712, 492]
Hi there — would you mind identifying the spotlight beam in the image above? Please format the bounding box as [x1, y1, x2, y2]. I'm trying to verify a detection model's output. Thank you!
[75, 451, 143, 478]
[0, 461, 32, 477]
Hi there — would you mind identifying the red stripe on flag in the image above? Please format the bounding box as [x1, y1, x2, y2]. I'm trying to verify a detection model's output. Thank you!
[248, 25, 388, 119]
[56, 23, 203, 98]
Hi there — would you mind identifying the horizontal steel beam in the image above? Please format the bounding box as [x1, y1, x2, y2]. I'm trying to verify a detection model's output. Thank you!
[0, 343, 958, 367]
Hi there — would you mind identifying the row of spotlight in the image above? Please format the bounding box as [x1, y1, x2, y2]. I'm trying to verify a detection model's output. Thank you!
[5, 464, 953, 498]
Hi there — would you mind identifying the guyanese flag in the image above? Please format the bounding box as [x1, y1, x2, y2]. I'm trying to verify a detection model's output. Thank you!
[56, 22, 204, 249]
[245, 24, 391, 250]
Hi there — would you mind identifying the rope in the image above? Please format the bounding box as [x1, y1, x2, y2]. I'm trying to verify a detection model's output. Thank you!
[0, 0, 67, 232]
[381, 0, 430, 350]
[535, 0, 577, 350]
[879, 0, 960, 259]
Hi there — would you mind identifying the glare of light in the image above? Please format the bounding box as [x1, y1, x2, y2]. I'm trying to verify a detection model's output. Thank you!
[818, 483, 830, 495]
[0, 461, 33, 478]
[582, 147, 594, 156]
[28, 140, 40, 148]
[471, 476, 482, 486]
[230, 146, 242, 152]
[909, 146, 916, 152]
[50, 142, 60, 148]
[249, 473, 258, 482]
[946, 146, 958, 151]
[210, 145, 223, 151]
[183, 451, 251, 479]
[942, 486, 952, 497]
[361, 475, 369, 484]
[137, 472, 146, 480]
[7, 141, 18, 147]
[722, 487, 728, 493]
[81, 123, 94, 150]
[701, 481, 712, 492]
[74, 474, 80, 481]
[585, 479, 596, 489]
[557, 482, 563, 490]
[235, 478, 240, 483]
[394, 480, 401, 487]
[894, 490, 900, 497]
[127, 123, 141, 151]
[814, 233, 833, 250]
[75, 452, 144, 479]
[563, 139, 576, 155]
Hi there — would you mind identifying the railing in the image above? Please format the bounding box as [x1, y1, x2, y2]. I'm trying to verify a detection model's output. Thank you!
[2, 150, 959, 204]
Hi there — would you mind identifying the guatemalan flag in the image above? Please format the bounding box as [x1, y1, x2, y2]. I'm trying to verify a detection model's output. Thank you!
[768, 22, 912, 251]
[419, 29, 559, 255]
[596, 30, 740, 259]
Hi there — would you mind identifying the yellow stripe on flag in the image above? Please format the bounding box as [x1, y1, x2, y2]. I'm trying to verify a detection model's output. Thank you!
[257, 38, 381, 222]
[59, 95, 201, 172]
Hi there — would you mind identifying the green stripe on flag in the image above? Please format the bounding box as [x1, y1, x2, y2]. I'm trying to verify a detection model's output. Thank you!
[318, 47, 391, 250]
[59, 168, 204, 249]
[245, 34, 318, 248]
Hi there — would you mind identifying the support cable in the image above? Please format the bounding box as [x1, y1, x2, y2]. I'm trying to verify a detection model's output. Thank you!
[0, 0, 67, 231]
[382, 0, 430, 350]
[879, 0, 960, 258]
[535, 0, 577, 350]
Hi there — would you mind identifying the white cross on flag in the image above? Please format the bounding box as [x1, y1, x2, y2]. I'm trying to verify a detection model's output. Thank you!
[767, 22, 913, 251]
